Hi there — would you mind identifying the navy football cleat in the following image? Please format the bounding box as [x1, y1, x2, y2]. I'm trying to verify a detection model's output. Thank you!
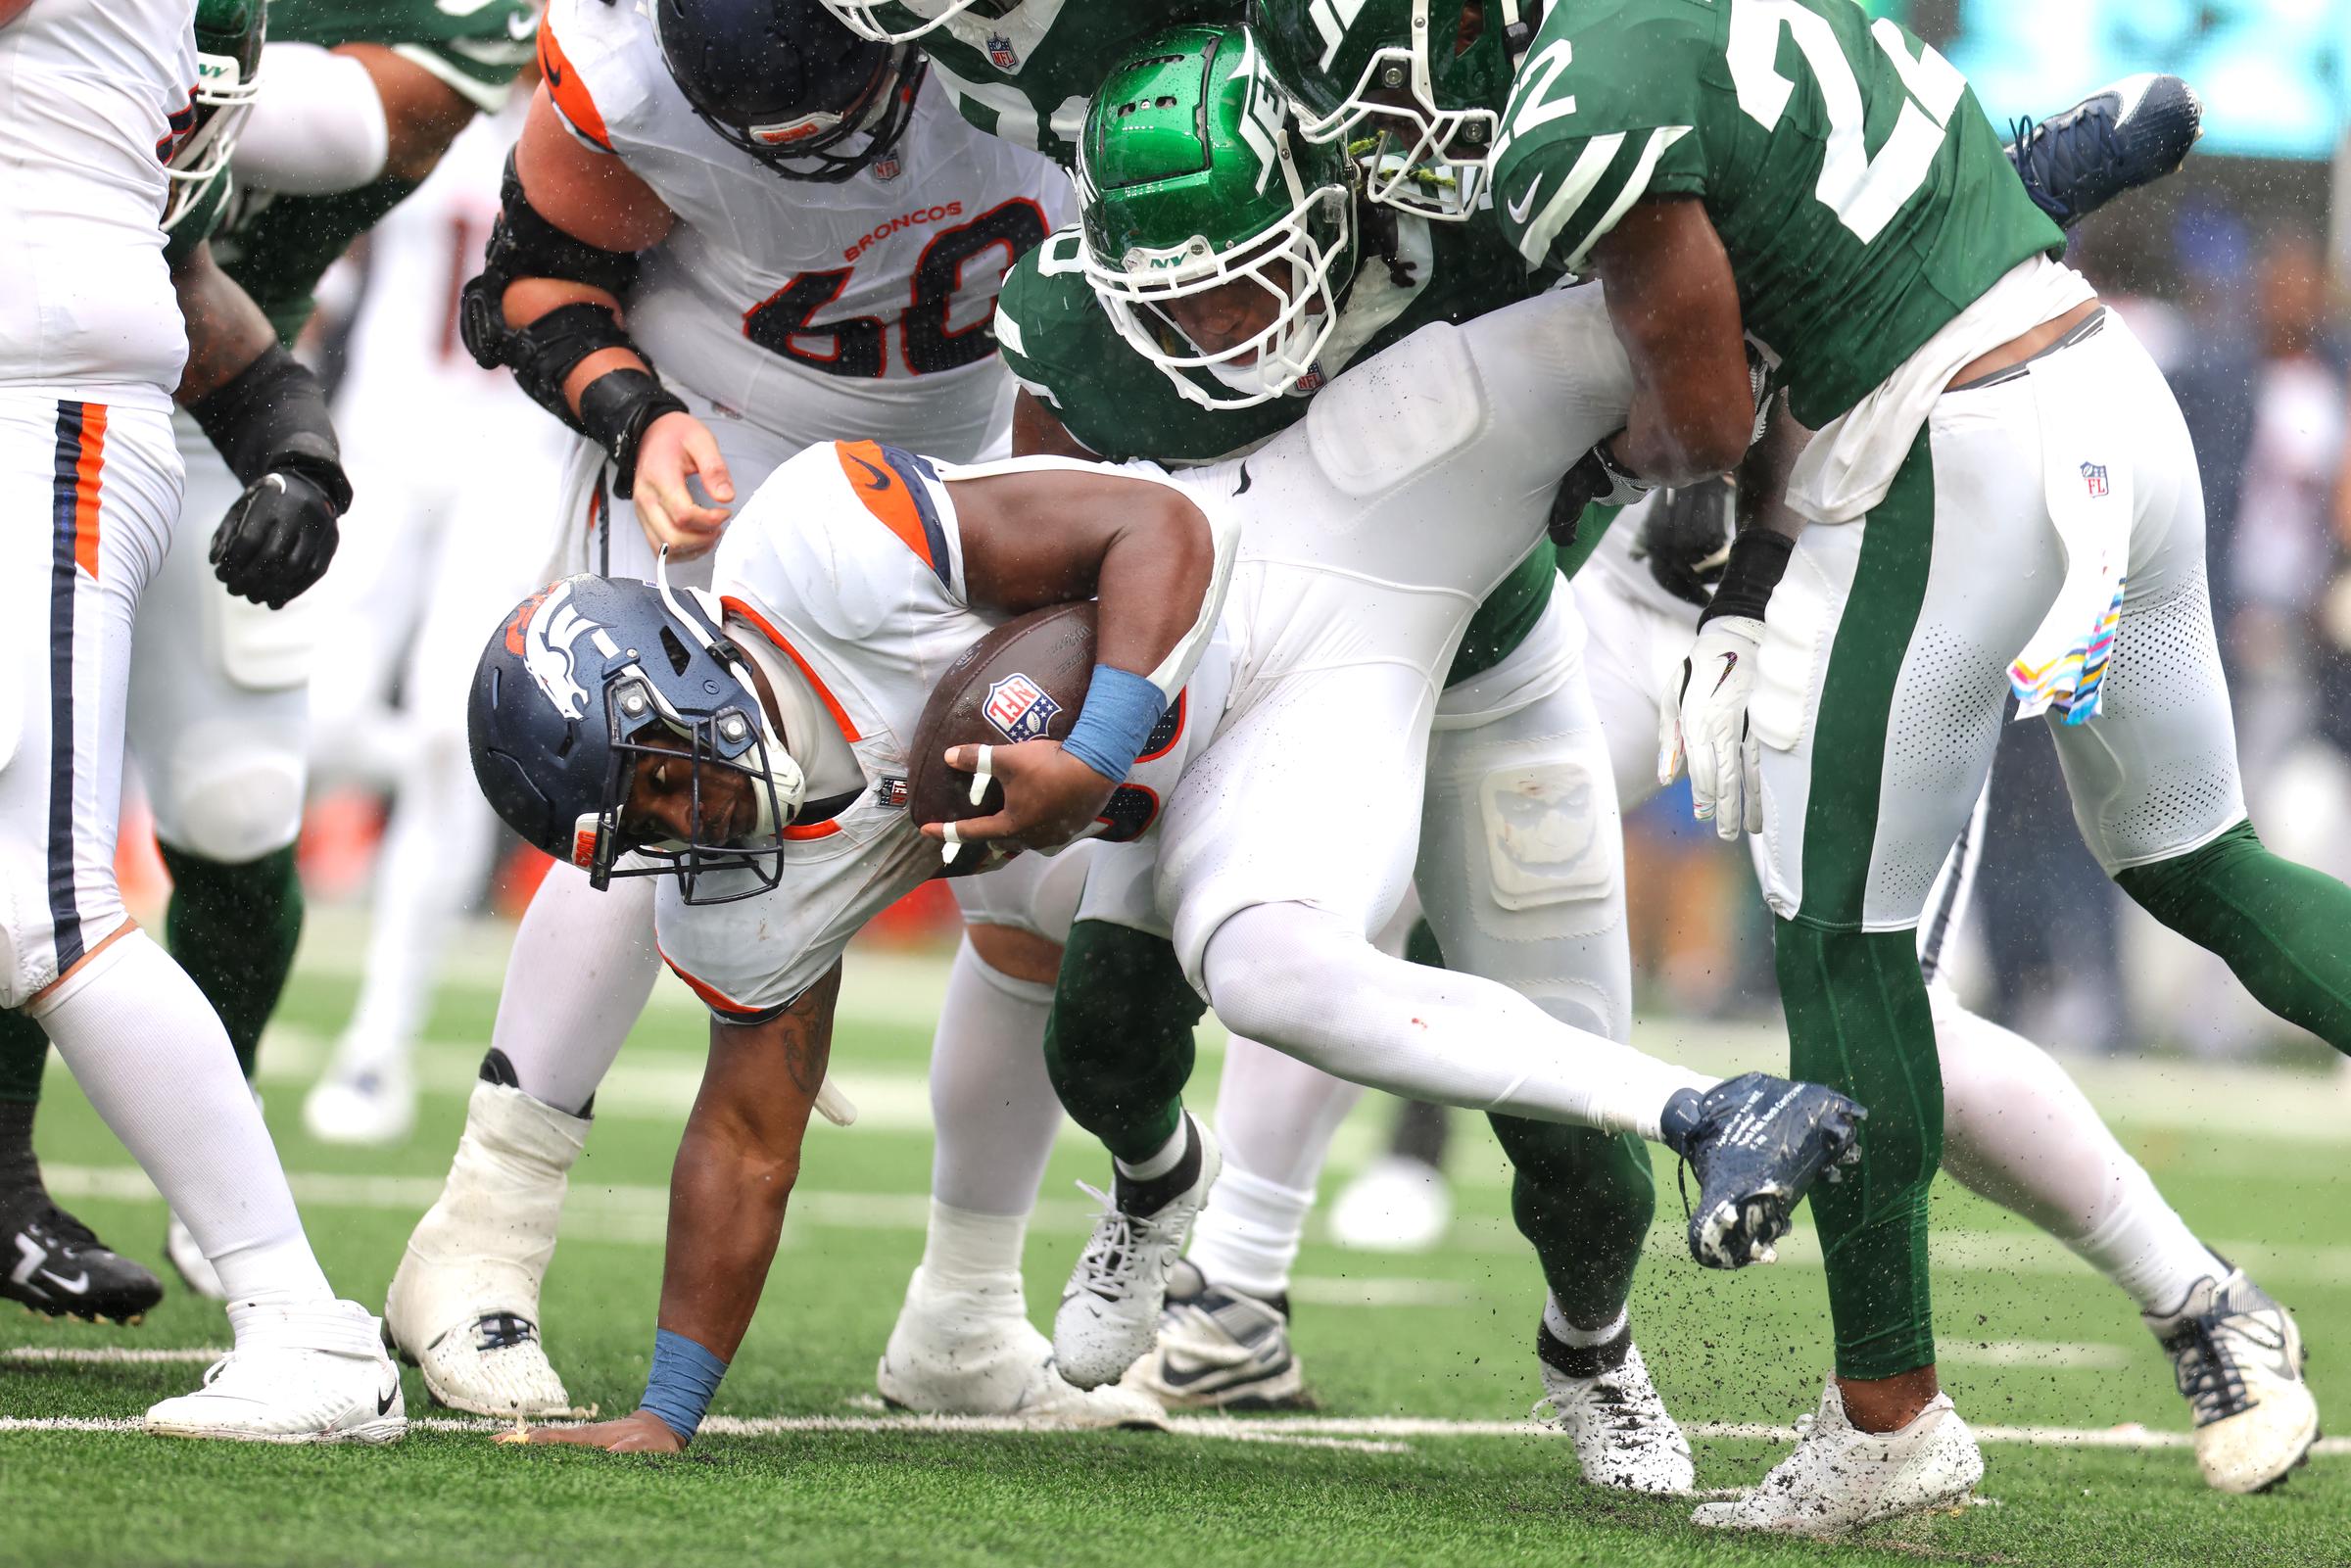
[2007, 73, 2203, 231]
[1661, 1072, 1866, 1269]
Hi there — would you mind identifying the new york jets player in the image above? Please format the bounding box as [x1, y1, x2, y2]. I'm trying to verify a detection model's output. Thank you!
[1470, 0, 2344, 1531]
[0, 0, 537, 1304]
[382, 0, 1140, 1433]
[997, 24, 1692, 1489]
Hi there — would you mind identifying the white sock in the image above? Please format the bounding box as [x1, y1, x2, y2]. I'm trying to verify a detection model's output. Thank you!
[917, 1200, 1028, 1308]
[339, 728, 500, 1067]
[495, 864, 661, 1117]
[1544, 1299, 1627, 1348]
[1934, 988, 2228, 1313]
[1186, 1165, 1314, 1302]
[1199, 904, 1712, 1143]
[29, 932, 332, 1323]
[1116, 1118, 1189, 1183]
[927, 937, 1064, 1216]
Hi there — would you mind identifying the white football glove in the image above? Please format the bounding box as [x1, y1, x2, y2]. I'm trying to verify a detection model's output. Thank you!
[1656, 615, 1764, 841]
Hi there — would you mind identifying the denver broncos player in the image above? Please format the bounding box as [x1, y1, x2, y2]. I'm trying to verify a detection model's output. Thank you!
[383, 0, 1104, 1428]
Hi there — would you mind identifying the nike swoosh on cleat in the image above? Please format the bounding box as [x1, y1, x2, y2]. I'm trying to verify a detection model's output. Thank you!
[378, 1383, 399, 1416]
[38, 1268, 89, 1295]
[1507, 175, 1544, 226]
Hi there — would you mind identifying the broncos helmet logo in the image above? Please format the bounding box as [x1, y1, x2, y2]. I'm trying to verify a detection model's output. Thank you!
[516, 581, 617, 721]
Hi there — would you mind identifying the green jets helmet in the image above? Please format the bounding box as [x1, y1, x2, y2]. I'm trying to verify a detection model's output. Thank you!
[166, 0, 267, 231]
[1249, 0, 1536, 220]
[819, 0, 1020, 44]
[1077, 23, 1358, 408]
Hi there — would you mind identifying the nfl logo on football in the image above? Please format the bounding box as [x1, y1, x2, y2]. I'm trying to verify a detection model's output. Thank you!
[2081, 460, 2109, 498]
[983, 672, 1060, 742]
[986, 31, 1019, 69]
[870, 153, 901, 182]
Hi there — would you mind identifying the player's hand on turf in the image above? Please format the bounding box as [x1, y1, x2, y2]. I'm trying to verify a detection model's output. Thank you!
[631, 410, 734, 558]
[1658, 614, 1764, 840]
[921, 740, 1113, 856]
[210, 468, 344, 609]
[524, 1409, 684, 1452]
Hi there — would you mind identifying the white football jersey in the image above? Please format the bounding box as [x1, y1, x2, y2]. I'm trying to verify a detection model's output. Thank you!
[0, 0, 197, 402]
[653, 441, 1212, 1017]
[538, 0, 1069, 448]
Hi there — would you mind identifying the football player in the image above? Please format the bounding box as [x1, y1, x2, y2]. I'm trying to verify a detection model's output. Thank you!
[1470, 0, 2339, 1529]
[0, 0, 539, 1304]
[1002, 22, 1689, 1486]
[0, 0, 403, 1440]
[379, 0, 1137, 1431]
[469, 283, 1867, 1454]
[999, 13, 2278, 1491]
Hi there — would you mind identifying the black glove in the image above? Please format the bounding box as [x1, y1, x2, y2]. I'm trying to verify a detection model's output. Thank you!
[210, 468, 342, 609]
[1547, 436, 1654, 547]
[1635, 476, 1740, 608]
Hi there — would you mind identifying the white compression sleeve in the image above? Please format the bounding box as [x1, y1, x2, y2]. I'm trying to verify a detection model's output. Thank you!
[925, 937, 1066, 1217]
[1199, 903, 1712, 1143]
[231, 43, 390, 195]
[495, 864, 662, 1117]
[28, 932, 333, 1319]
[1933, 985, 2226, 1312]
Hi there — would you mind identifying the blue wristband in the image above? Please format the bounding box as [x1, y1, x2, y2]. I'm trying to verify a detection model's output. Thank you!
[1060, 664, 1167, 783]
[640, 1327, 728, 1442]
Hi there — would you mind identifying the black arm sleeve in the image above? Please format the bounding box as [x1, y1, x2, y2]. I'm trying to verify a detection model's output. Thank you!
[185, 345, 352, 514]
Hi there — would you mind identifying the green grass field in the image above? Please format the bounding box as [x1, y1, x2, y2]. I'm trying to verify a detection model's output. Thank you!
[4, 916, 2346, 1567]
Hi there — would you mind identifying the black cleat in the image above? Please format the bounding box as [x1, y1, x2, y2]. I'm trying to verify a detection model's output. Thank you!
[1661, 1072, 1865, 1269]
[2006, 73, 2202, 231]
[0, 1186, 164, 1323]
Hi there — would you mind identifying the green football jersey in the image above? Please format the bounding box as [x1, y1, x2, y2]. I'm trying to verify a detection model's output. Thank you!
[1489, 0, 2062, 427]
[865, 0, 1233, 166]
[207, 0, 536, 343]
[996, 214, 1570, 683]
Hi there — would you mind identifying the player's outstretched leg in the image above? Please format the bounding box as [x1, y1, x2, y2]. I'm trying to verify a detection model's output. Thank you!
[1933, 985, 2319, 1492]
[879, 933, 1164, 1428]
[0, 1013, 163, 1322]
[384, 1060, 591, 1417]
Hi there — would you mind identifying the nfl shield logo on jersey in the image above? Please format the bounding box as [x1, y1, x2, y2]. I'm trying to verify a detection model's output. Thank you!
[986, 32, 1019, 69]
[984, 673, 1060, 742]
[2081, 461, 2110, 498]
[870, 154, 901, 182]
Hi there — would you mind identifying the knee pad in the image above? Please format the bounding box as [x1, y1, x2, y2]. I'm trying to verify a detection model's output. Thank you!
[158, 756, 305, 863]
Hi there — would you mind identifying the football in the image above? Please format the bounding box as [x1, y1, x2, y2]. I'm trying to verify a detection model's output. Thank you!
[905, 600, 1098, 877]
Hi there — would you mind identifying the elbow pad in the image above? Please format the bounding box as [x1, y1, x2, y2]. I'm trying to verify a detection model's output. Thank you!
[458, 153, 648, 422]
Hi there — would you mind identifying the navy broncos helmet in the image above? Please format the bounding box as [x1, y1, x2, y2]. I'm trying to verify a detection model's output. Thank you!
[469, 569, 807, 905]
[653, 0, 927, 182]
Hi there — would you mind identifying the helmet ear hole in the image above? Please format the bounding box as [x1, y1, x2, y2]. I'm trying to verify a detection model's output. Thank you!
[659, 626, 695, 677]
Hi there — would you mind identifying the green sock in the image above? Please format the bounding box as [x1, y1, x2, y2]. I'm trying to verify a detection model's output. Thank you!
[2116, 821, 2351, 1054]
[1774, 918, 1943, 1382]
[0, 1007, 49, 1105]
[1043, 920, 1203, 1164]
[1491, 1115, 1655, 1326]
[159, 841, 305, 1081]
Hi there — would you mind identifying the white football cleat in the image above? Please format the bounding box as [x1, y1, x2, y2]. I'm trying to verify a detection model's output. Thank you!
[144, 1300, 406, 1445]
[2147, 1268, 2320, 1494]
[1693, 1381, 1982, 1535]
[165, 1211, 227, 1302]
[1121, 1259, 1307, 1410]
[303, 1053, 417, 1148]
[1531, 1327, 1693, 1495]
[1328, 1156, 1452, 1254]
[384, 1078, 589, 1417]
[877, 1266, 1167, 1429]
[1054, 1116, 1221, 1391]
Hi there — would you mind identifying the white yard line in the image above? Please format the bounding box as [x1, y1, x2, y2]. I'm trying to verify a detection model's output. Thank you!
[0, 1402, 2342, 1461]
